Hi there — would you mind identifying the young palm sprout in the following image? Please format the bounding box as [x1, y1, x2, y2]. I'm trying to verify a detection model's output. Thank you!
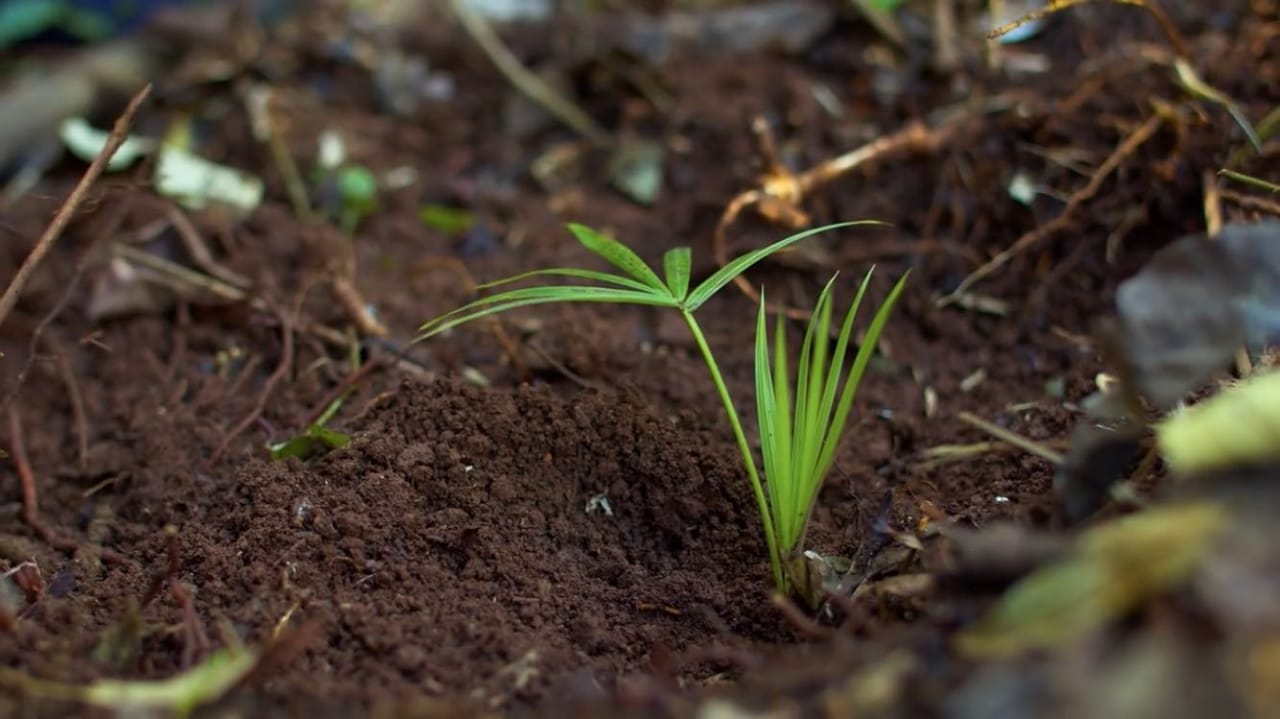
[417, 222, 906, 593]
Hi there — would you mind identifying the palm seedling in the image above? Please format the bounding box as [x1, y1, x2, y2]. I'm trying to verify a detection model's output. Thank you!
[417, 222, 907, 593]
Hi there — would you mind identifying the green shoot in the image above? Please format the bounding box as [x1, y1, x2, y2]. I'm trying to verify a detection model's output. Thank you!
[417, 221, 904, 593]
[755, 269, 909, 569]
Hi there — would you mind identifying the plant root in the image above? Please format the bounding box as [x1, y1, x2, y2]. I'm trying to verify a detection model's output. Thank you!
[715, 117, 959, 320]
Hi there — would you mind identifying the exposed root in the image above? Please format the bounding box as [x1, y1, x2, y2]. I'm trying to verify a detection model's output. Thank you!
[715, 117, 960, 319]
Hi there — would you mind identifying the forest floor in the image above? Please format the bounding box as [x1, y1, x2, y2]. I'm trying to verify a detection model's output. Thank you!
[0, 1, 1278, 717]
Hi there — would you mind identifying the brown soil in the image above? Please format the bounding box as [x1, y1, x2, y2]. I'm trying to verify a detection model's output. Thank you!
[0, 1, 1276, 717]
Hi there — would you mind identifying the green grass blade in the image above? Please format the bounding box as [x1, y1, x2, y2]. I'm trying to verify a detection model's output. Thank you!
[792, 278, 837, 542]
[815, 271, 910, 483]
[663, 247, 692, 300]
[788, 283, 820, 540]
[770, 308, 796, 550]
[819, 269, 874, 435]
[567, 223, 667, 292]
[755, 291, 781, 544]
[475, 267, 660, 294]
[685, 221, 883, 311]
[417, 285, 678, 339]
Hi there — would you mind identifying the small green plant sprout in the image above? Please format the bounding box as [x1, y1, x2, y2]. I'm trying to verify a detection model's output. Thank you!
[756, 270, 907, 596]
[417, 222, 907, 594]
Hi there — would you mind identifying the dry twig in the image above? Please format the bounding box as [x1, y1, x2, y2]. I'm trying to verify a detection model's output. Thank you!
[1220, 189, 1280, 217]
[110, 243, 429, 377]
[0, 84, 151, 332]
[447, 0, 609, 146]
[939, 112, 1164, 306]
[956, 411, 1065, 465]
[715, 118, 958, 319]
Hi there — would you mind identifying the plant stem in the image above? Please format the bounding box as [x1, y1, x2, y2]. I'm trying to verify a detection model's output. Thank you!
[681, 310, 785, 591]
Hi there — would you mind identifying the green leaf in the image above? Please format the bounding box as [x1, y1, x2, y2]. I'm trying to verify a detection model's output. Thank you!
[0, 644, 259, 718]
[1157, 367, 1280, 475]
[566, 223, 667, 292]
[756, 290, 793, 548]
[815, 270, 908, 480]
[418, 285, 678, 340]
[475, 267, 658, 294]
[663, 247, 692, 300]
[269, 425, 351, 461]
[790, 277, 837, 541]
[956, 501, 1226, 658]
[685, 221, 883, 311]
[418, 204, 475, 236]
[338, 166, 379, 212]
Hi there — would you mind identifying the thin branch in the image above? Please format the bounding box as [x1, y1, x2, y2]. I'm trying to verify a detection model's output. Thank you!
[956, 411, 1065, 465]
[0, 83, 151, 331]
[939, 112, 1164, 305]
[447, 0, 609, 146]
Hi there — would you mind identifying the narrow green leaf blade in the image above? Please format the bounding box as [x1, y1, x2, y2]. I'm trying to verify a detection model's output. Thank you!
[567, 223, 667, 292]
[793, 277, 838, 537]
[771, 310, 796, 551]
[685, 221, 884, 311]
[819, 269, 874, 432]
[755, 291, 782, 544]
[476, 267, 659, 294]
[815, 271, 909, 480]
[663, 247, 692, 300]
[417, 285, 678, 340]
